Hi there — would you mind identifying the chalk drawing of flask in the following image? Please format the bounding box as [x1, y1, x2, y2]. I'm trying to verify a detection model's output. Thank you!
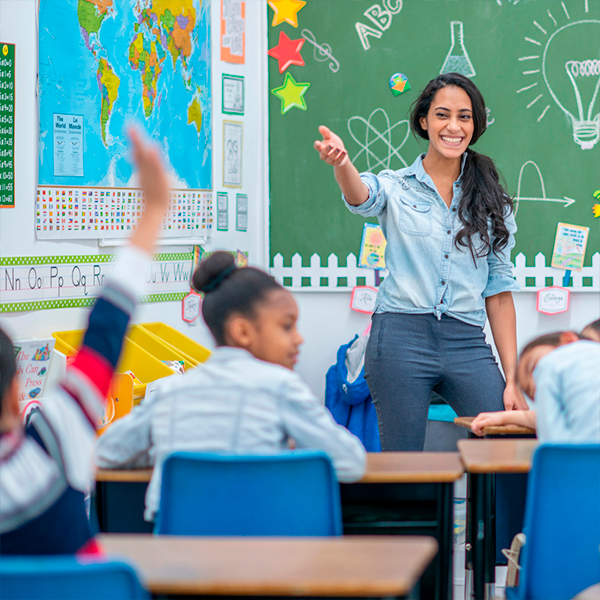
[440, 21, 476, 78]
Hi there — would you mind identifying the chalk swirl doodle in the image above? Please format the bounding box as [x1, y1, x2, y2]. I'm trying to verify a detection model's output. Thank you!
[300, 29, 340, 73]
[347, 108, 410, 172]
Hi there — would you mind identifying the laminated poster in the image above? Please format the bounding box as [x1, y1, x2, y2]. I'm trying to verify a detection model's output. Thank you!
[358, 223, 386, 269]
[550, 222, 589, 271]
[221, 0, 245, 64]
[14, 338, 56, 403]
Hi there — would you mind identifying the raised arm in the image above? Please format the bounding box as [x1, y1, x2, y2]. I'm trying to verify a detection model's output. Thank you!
[313, 126, 369, 206]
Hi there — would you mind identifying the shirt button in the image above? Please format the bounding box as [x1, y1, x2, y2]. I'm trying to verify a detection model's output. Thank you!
[441, 281, 446, 285]
[445, 254, 449, 259]
[342, 384, 348, 393]
[447, 230, 451, 235]
[452, 207, 457, 212]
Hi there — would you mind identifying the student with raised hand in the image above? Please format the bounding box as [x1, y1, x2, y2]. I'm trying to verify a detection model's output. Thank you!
[471, 331, 600, 441]
[95, 252, 367, 523]
[0, 128, 170, 554]
[314, 72, 526, 452]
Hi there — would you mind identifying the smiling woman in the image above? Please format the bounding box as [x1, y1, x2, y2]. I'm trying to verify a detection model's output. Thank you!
[313, 73, 527, 451]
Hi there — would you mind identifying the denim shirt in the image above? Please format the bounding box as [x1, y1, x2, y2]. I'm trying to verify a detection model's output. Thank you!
[344, 154, 519, 328]
[533, 341, 600, 442]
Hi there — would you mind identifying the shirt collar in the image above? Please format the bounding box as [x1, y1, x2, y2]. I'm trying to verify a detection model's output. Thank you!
[407, 152, 468, 185]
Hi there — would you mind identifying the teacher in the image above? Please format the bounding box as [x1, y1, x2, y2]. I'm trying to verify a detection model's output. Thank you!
[314, 73, 528, 451]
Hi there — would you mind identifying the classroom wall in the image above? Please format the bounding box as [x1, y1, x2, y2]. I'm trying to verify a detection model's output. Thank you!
[0, 0, 269, 353]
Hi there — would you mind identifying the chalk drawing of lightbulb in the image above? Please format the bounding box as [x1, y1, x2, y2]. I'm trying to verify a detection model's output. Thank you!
[542, 20, 600, 150]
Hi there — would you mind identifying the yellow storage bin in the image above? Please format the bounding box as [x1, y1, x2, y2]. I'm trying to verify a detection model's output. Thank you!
[52, 330, 174, 398]
[139, 322, 211, 366]
[128, 325, 194, 372]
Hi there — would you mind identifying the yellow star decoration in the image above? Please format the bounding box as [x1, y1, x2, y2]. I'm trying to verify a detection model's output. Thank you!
[271, 72, 311, 114]
[593, 203, 600, 218]
[268, 0, 307, 28]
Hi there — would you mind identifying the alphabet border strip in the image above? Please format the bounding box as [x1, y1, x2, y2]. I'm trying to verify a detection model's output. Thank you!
[0, 252, 194, 313]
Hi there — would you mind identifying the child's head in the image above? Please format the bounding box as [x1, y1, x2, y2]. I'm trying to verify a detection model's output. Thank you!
[0, 327, 19, 432]
[192, 252, 303, 369]
[517, 331, 580, 399]
[581, 319, 600, 342]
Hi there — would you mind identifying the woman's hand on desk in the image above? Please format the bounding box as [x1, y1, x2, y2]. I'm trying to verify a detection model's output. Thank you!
[503, 381, 529, 411]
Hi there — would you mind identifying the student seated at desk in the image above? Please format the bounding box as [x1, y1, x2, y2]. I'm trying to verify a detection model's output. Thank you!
[95, 253, 367, 522]
[0, 129, 170, 554]
[471, 331, 600, 441]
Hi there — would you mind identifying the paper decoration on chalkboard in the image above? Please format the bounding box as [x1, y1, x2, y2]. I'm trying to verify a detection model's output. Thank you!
[350, 286, 378, 314]
[271, 73, 310, 114]
[268, 0, 306, 28]
[537, 286, 570, 316]
[593, 204, 600, 218]
[222, 74, 244, 115]
[182, 291, 201, 323]
[223, 121, 243, 187]
[236, 250, 248, 268]
[14, 338, 55, 402]
[551, 222, 590, 271]
[0, 43, 15, 208]
[358, 223, 387, 269]
[221, 0, 245, 64]
[268, 31, 305, 73]
[389, 73, 410, 96]
[440, 21, 476, 78]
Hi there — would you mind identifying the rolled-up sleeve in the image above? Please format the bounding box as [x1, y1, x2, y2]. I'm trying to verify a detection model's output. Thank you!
[343, 171, 397, 217]
[483, 209, 521, 298]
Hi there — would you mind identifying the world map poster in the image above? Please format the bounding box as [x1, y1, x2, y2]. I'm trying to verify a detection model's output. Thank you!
[37, 0, 213, 240]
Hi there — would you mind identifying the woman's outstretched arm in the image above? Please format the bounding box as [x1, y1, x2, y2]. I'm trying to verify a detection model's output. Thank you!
[313, 126, 369, 206]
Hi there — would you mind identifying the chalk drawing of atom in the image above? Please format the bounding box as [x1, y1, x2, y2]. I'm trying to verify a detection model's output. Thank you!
[347, 108, 411, 173]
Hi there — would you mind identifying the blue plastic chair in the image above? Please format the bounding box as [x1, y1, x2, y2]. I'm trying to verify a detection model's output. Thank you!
[154, 450, 343, 536]
[0, 557, 149, 599]
[506, 443, 600, 600]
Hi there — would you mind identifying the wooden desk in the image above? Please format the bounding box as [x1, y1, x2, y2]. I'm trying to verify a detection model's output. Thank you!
[342, 452, 463, 600]
[95, 454, 463, 600]
[454, 416, 536, 437]
[100, 534, 438, 598]
[458, 440, 538, 600]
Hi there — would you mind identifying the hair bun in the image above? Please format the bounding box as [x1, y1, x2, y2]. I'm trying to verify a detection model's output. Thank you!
[192, 251, 237, 293]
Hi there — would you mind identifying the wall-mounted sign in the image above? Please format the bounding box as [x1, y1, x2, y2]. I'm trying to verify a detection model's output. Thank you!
[537, 286, 570, 316]
[0, 42, 15, 208]
[350, 286, 378, 314]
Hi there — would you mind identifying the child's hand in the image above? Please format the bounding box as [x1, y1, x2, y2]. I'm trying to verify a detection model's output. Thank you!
[313, 125, 349, 167]
[128, 126, 170, 253]
[471, 412, 506, 436]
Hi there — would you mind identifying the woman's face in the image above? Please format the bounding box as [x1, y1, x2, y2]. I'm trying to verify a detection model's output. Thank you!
[419, 85, 474, 161]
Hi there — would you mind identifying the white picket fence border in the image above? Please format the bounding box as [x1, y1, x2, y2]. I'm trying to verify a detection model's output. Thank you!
[270, 251, 600, 292]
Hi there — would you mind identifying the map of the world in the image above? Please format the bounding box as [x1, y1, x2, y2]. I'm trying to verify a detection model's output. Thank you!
[38, 0, 212, 191]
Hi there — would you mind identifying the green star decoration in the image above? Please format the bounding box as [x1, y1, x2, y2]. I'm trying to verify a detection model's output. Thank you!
[271, 72, 311, 114]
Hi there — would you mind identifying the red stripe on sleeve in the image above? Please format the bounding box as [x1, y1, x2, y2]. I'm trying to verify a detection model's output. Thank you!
[70, 346, 113, 400]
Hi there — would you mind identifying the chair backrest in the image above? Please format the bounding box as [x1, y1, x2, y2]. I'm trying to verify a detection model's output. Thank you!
[518, 443, 600, 600]
[0, 557, 148, 600]
[155, 450, 343, 536]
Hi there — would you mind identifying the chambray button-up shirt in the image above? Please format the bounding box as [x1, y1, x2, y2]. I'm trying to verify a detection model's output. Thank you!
[344, 154, 520, 328]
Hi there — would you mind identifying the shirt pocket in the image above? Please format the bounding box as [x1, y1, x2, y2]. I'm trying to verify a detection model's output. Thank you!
[399, 196, 433, 236]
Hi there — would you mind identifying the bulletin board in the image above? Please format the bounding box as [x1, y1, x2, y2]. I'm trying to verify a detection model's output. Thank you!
[267, 0, 600, 290]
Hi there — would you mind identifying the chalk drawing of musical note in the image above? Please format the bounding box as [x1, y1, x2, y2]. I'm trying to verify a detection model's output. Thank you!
[300, 29, 340, 73]
[514, 160, 575, 216]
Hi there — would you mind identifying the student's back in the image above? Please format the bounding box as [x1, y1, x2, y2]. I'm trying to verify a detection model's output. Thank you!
[95, 252, 366, 522]
[534, 340, 600, 442]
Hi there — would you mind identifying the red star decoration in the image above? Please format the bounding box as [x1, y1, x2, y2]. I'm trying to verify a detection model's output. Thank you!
[267, 31, 305, 74]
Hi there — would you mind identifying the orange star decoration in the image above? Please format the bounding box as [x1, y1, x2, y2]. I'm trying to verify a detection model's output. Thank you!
[593, 204, 600, 218]
[267, 31, 305, 73]
[268, 0, 307, 28]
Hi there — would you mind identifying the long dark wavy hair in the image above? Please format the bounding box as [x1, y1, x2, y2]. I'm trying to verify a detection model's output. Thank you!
[410, 73, 514, 262]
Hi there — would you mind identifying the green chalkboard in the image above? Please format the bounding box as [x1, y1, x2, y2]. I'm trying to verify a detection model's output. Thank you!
[268, 0, 600, 278]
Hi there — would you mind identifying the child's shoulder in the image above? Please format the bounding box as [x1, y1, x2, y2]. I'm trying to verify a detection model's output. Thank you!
[542, 340, 600, 371]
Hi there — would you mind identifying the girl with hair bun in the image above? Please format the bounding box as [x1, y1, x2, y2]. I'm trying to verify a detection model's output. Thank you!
[314, 72, 528, 451]
[95, 252, 366, 522]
